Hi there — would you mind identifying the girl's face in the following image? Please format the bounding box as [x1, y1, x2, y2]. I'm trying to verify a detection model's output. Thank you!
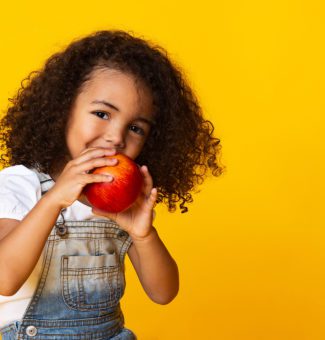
[65, 68, 155, 161]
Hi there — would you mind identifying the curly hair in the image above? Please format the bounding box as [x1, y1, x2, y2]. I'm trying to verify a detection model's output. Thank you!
[0, 30, 224, 212]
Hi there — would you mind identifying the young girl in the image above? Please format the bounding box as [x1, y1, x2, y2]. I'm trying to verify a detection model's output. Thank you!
[0, 30, 223, 339]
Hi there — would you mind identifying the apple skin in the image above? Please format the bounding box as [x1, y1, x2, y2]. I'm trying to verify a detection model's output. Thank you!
[83, 154, 143, 213]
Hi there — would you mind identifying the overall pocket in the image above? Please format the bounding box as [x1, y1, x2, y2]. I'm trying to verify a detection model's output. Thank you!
[0, 321, 20, 340]
[61, 254, 123, 311]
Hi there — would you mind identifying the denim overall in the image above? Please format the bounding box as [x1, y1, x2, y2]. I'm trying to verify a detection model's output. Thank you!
[0, 172, 136, 340]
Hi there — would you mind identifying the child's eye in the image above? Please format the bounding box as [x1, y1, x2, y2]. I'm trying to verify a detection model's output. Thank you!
[129, 125, 145, 136]
[92, 111, 110, 120]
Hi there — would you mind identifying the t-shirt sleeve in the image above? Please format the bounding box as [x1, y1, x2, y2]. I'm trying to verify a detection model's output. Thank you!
[0, 165, 41, 220]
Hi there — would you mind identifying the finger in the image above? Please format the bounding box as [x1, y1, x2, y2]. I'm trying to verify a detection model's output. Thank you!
[83, 173, 114, 184]
[73, 148, 117, 165]
[146, 187, 158, 210]
[77, 156, 118, 174]
[140, 165, 154, 197]
[79, 147, 99, 156]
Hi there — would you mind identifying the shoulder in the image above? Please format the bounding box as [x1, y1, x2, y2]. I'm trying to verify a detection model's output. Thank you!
[0, 165, 41, 187]
[0, 165, 45, 220]
[0, 165, 43, 203]
[0, 164, 37, 176]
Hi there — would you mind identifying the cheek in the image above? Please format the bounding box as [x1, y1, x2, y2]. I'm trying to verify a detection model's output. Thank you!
[125, 136, 147, 159]
[66, 121, 92, 157]
[134, 134, 149, 148]
[80, 126, 97, 142]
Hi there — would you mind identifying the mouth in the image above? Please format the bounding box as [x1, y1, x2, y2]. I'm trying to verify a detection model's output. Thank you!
[87, 146, 118, 152]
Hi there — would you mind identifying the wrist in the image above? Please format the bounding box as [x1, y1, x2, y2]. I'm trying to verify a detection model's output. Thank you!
[130, 226, 157, 244]
[42, 190, 67, 211]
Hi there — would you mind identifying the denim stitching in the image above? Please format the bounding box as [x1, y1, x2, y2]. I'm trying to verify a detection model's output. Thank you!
[16, 173, 132, 339]
[18, 323, 122, 340]
[62, 257, 121, 311]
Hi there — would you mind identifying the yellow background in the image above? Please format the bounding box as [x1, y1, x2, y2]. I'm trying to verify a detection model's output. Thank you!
[0, 1, 324, 339]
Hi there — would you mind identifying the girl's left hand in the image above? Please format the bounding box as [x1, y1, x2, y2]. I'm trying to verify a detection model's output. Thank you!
[91, 165, 158, 241]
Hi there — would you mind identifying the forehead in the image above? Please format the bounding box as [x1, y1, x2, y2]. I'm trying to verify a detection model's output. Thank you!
[78, 68, 154, 113]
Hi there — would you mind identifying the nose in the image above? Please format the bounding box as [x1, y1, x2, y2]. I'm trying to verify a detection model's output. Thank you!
[103, 127, 126, 149]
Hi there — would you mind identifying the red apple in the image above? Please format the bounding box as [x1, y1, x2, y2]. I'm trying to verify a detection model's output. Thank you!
[83, 153, 143, 213]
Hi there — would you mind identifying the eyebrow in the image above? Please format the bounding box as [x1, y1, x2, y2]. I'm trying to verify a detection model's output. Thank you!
[91, 99, 155, 126]
[91, 100, 120, 111]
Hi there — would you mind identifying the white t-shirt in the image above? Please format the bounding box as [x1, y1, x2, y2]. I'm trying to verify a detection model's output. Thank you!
[0, 165, 108, 327]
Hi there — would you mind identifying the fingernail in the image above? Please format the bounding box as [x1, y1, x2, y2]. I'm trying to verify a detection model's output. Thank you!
[105, 149, 116, 155]
[108, 158, 118, 165]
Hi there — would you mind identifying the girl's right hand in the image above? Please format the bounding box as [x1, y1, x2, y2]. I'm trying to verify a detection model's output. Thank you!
[45, 148, 117, 209]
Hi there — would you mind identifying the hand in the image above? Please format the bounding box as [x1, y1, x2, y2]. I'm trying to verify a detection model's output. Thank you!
[92, 165, 158, 241]
[45, 148, 118, 209]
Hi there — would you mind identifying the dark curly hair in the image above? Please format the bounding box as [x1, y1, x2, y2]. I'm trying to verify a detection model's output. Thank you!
[0, 30, 224, 212]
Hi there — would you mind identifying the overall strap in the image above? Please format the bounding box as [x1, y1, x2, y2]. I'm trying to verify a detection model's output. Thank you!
[33, 171, 54, 196]
[32, 170, 65, 225]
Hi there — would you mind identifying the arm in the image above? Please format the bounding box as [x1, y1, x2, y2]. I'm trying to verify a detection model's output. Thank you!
[0, 196, 62, 295]
[128, 227, 179, 305]
[0, 148, 117, 296]
[92, 165, 179, 304]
